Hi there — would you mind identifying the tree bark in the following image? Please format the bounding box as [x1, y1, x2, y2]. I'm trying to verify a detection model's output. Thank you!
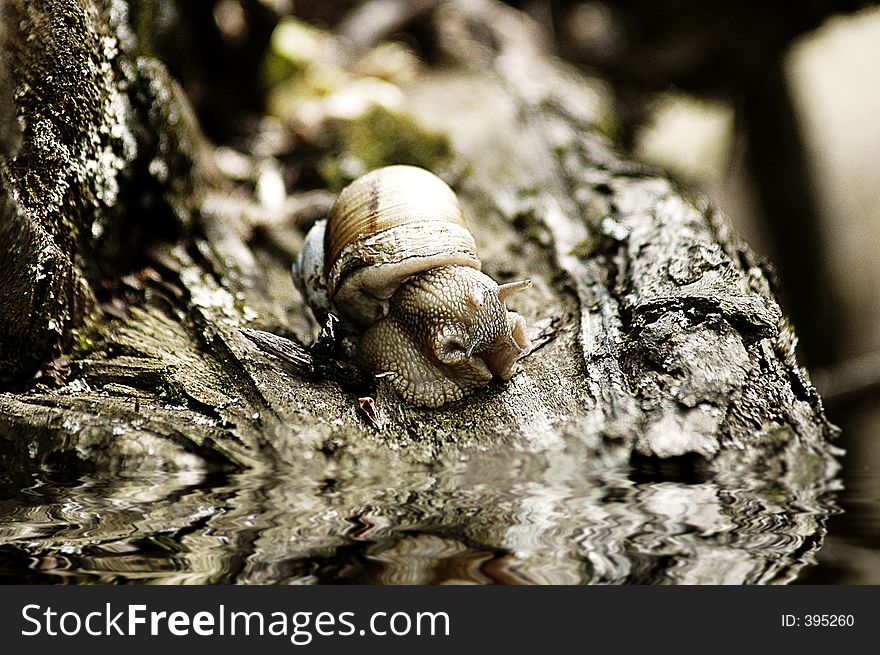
[0, 0, 840, 583]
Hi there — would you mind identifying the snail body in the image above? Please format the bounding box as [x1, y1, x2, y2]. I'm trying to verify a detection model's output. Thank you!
[293, 165, 531, 408]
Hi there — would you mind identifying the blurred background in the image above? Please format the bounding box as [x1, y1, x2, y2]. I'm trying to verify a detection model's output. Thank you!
[150, 0, 880, 582]
[541, 1, 880, 583]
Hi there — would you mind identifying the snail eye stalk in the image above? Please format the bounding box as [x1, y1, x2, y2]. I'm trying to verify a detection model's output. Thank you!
[497, 279, 532, 303]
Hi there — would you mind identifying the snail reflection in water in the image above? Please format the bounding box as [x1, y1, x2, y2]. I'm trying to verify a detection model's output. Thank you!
[293, 165, 531, 408]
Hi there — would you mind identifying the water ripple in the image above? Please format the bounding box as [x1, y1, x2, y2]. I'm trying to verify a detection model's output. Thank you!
[0, 448, 840, 584]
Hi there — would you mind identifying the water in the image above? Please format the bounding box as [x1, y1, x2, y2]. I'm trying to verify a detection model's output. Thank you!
[795, 458, 880, 584]
[0, 445, 853, 584]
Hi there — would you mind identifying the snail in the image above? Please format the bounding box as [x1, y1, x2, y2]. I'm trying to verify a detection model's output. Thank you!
[293, 165, 532, 408]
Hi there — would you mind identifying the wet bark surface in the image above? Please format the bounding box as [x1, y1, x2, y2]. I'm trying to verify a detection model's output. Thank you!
[0, 0, 841, 584]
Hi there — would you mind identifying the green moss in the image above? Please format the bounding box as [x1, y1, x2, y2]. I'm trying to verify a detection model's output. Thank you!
[263, 18, 320, 85]
[570, 236, 600, 259]
[158, 383, 188, 407]
[262, 19, 451, 188]
[263, 18, 340, 100]
[67, 312, 106, 359]
[271, 18, 322, 67]
[320, 106, 452, 191]
[69, 329, 95, 357]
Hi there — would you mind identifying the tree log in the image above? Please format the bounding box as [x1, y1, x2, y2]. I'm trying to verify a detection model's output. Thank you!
[0, 0, 840, 583]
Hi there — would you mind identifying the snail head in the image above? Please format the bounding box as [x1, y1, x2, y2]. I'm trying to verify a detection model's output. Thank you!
[358, 265, 531, 407]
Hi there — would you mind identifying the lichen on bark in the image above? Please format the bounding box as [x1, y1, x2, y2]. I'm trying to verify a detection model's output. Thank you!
[0, 0, 137, 380]
[0, 0, 841, 584]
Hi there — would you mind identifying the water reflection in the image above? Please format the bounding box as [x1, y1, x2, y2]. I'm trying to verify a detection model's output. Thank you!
[0, 449, 840, 584]
[795, 459, 880, 584]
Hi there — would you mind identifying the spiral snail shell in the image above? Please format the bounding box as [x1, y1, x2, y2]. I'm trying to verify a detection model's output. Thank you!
[293, 165, 531, 408]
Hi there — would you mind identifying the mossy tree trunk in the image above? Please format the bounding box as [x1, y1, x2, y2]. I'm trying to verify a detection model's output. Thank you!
[0, 0, 840, 583]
